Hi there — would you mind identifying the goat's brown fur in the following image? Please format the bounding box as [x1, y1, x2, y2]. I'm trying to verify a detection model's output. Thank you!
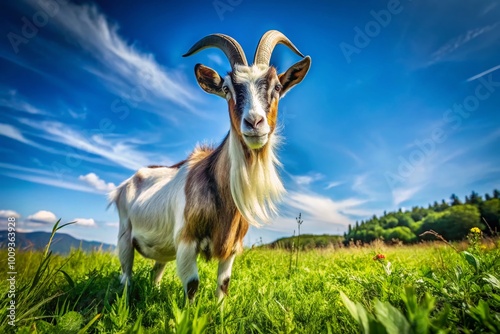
[182, 135, 249, 260]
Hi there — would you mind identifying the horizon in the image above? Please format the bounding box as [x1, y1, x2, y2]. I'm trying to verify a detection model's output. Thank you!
[1, 0, 499, 246]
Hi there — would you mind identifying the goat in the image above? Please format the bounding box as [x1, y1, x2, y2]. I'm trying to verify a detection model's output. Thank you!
[109, 30, 311, 301]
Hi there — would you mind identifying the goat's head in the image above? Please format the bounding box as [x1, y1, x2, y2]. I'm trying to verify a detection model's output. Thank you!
[184, 30, 311, 150]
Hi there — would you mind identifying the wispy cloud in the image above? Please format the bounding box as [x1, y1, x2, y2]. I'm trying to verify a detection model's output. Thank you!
[391, 186, 422, 206]
[23, 0, 201, 112]
[387, 133, 500, 206]
[0, 122, 109, 165]
[291, 172, 324, 186]
[466, 64, 500, 82]
[325, 181, 343, 190]
[67, 108, 87, 120]
[0, 123, 31, 144]
[481, 2, 498, 16]
[207, 53, 224, 66]
[18, 118, 174, 170]
[14, 172, 99, 192]
[351, 173, 380, 198]
[0, 166, 99, 194]
[333, 145, 364, 166]
[0, 90, 47, 115]
[0, 162, 63, 178]
[427, 23, 499, 66]
[79, 173, 116, 193]
[286, 191, 367, 225]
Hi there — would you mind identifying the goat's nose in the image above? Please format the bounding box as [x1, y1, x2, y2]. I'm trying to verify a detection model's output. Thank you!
[243, 115, 264, 129]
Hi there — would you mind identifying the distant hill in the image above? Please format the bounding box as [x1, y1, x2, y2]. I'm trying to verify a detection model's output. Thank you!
[0, 231, 116, 255]
[266, 234, 344, 250]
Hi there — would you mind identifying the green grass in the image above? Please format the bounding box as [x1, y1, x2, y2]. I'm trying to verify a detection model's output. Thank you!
[1, 234, 499, 333]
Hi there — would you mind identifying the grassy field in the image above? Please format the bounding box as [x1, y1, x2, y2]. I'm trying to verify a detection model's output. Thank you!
[1, 230, 499, 333]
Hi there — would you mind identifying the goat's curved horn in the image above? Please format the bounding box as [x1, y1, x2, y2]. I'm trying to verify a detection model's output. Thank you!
[183, 34, 248, 69]
[253, 30, 304, 65]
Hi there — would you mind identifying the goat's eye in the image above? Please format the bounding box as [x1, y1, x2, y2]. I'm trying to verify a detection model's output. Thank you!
[274, 84, 282, 93]
[222, 86, 230, 95]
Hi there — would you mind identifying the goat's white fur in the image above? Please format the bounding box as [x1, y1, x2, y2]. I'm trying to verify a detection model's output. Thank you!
[111, 166, 186, 284]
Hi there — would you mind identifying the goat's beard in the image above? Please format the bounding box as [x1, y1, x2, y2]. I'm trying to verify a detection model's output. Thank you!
[228, 131, 285, 226]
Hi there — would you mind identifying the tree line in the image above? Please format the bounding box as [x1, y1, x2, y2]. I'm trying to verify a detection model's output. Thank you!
[344, 189, 500, 244]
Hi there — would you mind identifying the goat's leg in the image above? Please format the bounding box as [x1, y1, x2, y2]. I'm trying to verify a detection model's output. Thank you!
[215, 253, 236, 301]
[176, 241, 199, 302]
[118, 218, 134, 285]
[151, 261, 167, 286]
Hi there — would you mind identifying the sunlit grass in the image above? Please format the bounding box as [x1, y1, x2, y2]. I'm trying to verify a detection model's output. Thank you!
[0, 230, 499, 333]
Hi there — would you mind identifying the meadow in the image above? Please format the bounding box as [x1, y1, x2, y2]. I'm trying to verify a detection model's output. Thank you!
[1, 226, 499, 333]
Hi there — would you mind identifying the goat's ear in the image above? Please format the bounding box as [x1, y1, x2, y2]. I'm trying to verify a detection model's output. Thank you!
[194, 64, 225, 98]
[278, 56, 311, 98]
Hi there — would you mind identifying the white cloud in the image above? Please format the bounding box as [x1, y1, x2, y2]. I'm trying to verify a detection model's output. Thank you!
[0, 123, 31, 144]
[466, 64, 500, 82]
[427, 24, 499, 66]
[18, 118, 173, 170]
[387, 132, 500, 207]
[0, 162, 111, 194]
[67, 108, 87, 120]
[1, 170, 99, 194]
[25, 0, 201, 112]
[26, 210, 57, 225]
[0, 91, 47, 115]
[207, 53, 224, 66]
[72, 218, 96, 227]
[351, 173, 377, 197]
[291, 173, 323, 186]
[105, 222, 119, 227]
[481, 2, 497, 15]
[283, 191, 368, 228]
[325, 181, 343, 190]
[79, 173, 116, 193]
[391, 186, 422, 206]
[330, 145, 364, 166]
[0, 210, 21, 219]
[0, 123, 113, 166]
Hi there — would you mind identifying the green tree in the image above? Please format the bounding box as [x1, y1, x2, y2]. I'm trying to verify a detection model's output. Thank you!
[384, 216, 398, 228]
[397, 213, 415, 228]
[420, 205, 482, 240]
[450, 194, 462, 206]
[438, 199, 449, 212]
[418, 212, 445, 239]
[494, 189, 500, 199]
[383, 226, 416, 243]
[409, 220, 423, 234]
[410, 206, 428, 222]
[468, 191, 482, 206]
[480, 198, 500, 233]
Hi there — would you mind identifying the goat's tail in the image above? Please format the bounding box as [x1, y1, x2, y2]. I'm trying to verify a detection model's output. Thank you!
[106, 186, 121, 210]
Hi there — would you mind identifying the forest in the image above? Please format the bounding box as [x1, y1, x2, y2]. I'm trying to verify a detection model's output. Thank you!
[344, 189, 500, 244]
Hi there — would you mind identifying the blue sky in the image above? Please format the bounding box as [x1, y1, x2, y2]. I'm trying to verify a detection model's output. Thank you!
[1, 0, 499, 246]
